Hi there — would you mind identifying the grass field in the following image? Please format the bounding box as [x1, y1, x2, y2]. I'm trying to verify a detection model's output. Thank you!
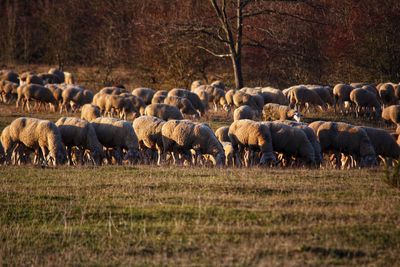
[1, 98, 400, 265]
[0, 166, 399, 266]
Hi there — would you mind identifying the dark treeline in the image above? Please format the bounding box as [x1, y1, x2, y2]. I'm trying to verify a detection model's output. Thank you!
[0, 0, 399, 88]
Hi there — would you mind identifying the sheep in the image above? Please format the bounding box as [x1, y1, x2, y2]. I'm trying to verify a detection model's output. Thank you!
[233, 105, 257, 121]
[1, 70, 19, 84]
[48, 68, 65, 83]
[144, 103, 184, 121]
[308, 86, 334, 107]
[238, 89, 265, 111]
[164, 95, 199, 117]
[263, 121, 316, 167]
[55, 117, 105, 165]
[92, 93, 108, 114]
[104, 94, 136, 119]
[64, 72, 75, 85]
[233, 90, 262, 111]
[132, 87, 155, 105]
[81, 104, 101, 121]
[3, 117, 67, 166]
[350, 82, 369, 88]
[361, 126, 400, 167]
[132, 116, 166, 165]
[0, 80, 18, 103]
[381, 105, 400, 131]
[191, 86, 210, 110]
[221, 141, 238, 167]
[91, 117, 140, 164]
[221, 89, 236, 111]
[333, 83, 354, 113]
[215, 126, 230, 142]
[361, 85, 378, 97]
[262, 103, 301, 122]
[61, 86, 94, 113]
[18, 84, 58, 112]
[228, 119, 276, 166]
[38, 73, 62, 84]
[168, 88, 206, 115]
[161, 120, 225, 166]
[45, 84, 63, 108]
[25, 74, 44, 86]
[260, 87, 288, 105]
[288, 86, 325, 112]
[19, 71, 35, 84]
[281, 121, 323, 165]
[378, 83, 397, 107]
[211, 80, 225, 90]
[196, 85, 226, 110]
[152, 90, 168, 104]
[349, 88, 381, 119]
[309, 121, 377, 168]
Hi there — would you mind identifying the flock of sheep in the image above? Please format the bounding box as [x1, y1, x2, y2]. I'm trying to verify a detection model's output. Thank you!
[1, 68, 400, 169]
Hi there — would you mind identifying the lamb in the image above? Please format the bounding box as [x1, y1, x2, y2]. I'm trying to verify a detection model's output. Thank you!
[378, 83, 397, 107]
[55, 117, 105, 165]
[48, 68, 65, 83]
[333, 83, 354, 113]
[91, 117, 140, 164]
[132, 116, 166, 165]
[168, 88, 205, 115]
[349, 88, 381, 119]
[215, 126, 230, 142]
[233, 105, 258, 121]
[262, 103, 301, 122]
[281, 121, 323, 165]
[18, 84, 58, 112]
[132, 87, 155, 105]
[81, 104, 101, 121]
[228, 119, 276, 166]
[3, 117, 67, 166]
[263, 121, 316, 167]
[288, 86, 325, 112]
[309, 121, 377, 168]
[161, 120, 225, 166]
[164, 95, 199, 117]
[152, 90, 168, 104]
[381, 105, 400, 131]
[144, 103, 184, 121]
[361, 126, 400, 166]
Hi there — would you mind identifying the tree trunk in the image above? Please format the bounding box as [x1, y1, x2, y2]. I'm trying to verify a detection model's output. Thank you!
[231, 54, 243, 89]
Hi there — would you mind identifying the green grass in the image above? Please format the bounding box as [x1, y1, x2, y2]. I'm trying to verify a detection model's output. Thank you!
[0, 166, 399, 266]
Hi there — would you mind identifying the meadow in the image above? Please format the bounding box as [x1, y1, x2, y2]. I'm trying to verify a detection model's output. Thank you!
[0, 79, 400, 266]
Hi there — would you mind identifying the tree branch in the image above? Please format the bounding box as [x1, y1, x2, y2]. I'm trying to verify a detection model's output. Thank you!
[197, 46, 232, 58]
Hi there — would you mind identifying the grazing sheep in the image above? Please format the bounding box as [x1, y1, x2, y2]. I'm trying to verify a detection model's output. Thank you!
[168, 88, 206, 115]
[124, 94, 146, 116]
[38, 73, 62, 84]
[382, 105, 400, 131]
[144, 103, 184, 121]
[191, 86, 210, 110]
[104, 94, 136, 119]
[211, 80, 225, 90]
[56, 117, 104, 165]
[81, 104, 101, 121]
[132, 87, 155, 105]
[132, 116, 166, 165]
[161, 120, 225, 166]
[48, 68, 65, 83]
[288, 86, 325, 112]
[220, 141, 238, 167]
[221, 89, 236, 111]
[233, 105, 257, 121]
[233, 90, 262, 111]
[349, 88, 381, 119]
[378, 83, 397, 107]
[61, 86, 94, 112]
[164, 95, 199, 117]
[45, 84, 63, 108]
[26, 74, 44, 86]
[99, 86, 128, 95]
[3, 117, 67, 165]
[281, 121, 323, 165]
[309, 121, 377, 168]
[263, 121, 316, 167]
[215, 126, 230, 142]
[333, 83, 354, 113]
[361, 85, 378, 97]
[0, 80, 18, 103]
[260, 87, 288, 105]
[262, 103, 301, 122]
[91, 117, 140, 164]
[19, 84, 58, 112]
[152, 90, 168, 104]
[197, 85, 226, 110]
[308, 86, 334, 107]
[92, 93, 108, 114]
[228, 119, 276, 166]
[1, 70, 19, 84]
[361, 126, 400, 166]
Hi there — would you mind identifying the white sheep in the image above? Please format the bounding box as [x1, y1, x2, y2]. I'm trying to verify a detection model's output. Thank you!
[233, 105, 258, 121]
[144, 103, 184, 121]
[81, 104, 101, 122]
